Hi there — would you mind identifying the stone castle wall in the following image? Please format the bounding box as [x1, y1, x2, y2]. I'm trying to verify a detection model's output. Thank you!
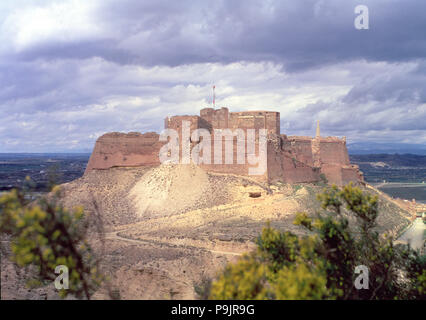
[267, 135, 320, 184]
[283, 136, 315, 167]
[318, 138, 350, 165]
[85, 132, 164, 174]
[85, 107, 364, 185]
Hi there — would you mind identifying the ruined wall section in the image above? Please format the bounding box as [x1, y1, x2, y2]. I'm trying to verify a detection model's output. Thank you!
[283, 135, 315, 167]
[315, 137, 363, 185]
[267, 135, 320, 184]
[317, 137, 350, 165]
[280, 155, 321, 184]
[85, 132, 164, 174]
[280, 135, 363, 186]
[342, 165, 364, 184]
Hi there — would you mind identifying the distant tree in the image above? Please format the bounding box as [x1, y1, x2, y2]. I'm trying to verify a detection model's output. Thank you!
[210, 183, 426, 300]
[0, 181, 103, 299]
[47, 163, 62, 191]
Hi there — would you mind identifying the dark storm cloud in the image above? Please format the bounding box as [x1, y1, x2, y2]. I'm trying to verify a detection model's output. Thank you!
[343, 62, 426, 105]
[0, 0, 425, 152]
[287, 63, 426, 136]
[101, 0, 425, 70]
[6, 0, 426, 69]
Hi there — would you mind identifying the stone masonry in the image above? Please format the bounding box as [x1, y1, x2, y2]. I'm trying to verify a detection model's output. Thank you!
[85, 107, 364, 186]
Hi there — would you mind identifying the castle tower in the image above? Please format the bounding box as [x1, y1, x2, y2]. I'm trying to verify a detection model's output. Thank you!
[316, 120, 320, 137]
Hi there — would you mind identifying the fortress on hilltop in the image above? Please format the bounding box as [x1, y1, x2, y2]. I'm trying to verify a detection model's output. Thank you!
[85, 107, 364, 186]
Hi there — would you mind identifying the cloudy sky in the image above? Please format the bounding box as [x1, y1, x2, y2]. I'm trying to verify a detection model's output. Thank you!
[0, 0, 425, 153]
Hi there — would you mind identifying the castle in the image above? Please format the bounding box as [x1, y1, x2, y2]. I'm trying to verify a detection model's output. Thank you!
[85, 107, 364, 186]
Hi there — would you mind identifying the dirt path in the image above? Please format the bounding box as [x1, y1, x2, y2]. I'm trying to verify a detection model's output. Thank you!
[397, 218, 425, 251]
[104, 230, 242, 257]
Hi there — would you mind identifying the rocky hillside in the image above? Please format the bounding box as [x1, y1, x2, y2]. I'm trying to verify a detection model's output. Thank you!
[1, 164, 413, 300]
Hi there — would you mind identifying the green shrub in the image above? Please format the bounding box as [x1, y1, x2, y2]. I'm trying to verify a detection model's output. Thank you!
[210, 183, 426, 300]
[0, 185, 103, 299]
[319, 173, 328, 184]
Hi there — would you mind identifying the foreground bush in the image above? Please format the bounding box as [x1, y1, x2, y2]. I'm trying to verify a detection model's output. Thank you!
[210, 183, 426, 300]
[0, 184, 103, 299]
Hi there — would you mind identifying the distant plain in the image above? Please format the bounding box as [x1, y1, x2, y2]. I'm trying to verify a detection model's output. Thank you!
[0, 153, 425, 202]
